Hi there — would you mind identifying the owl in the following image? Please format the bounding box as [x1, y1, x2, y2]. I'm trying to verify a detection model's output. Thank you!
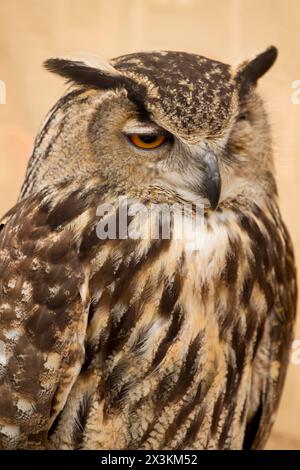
[0, 47, 297, 450]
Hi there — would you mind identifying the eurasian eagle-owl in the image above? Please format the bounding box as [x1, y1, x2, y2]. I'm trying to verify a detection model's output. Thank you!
[0, 47, 297, 450]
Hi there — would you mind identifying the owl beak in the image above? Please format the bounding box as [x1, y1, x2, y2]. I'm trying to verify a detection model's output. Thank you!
[202, 152, 221, 210]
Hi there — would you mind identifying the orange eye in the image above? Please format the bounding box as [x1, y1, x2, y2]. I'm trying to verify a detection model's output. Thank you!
[128, 134, 167, 149]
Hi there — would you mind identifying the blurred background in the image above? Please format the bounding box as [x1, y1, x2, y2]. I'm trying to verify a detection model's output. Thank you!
[0, 0, 299, 449]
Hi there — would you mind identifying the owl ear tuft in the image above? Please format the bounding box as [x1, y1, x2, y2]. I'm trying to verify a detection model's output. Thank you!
[44, 57, 123, 90]
[44, 56, 147, 108]
[236, 46, 278, 93]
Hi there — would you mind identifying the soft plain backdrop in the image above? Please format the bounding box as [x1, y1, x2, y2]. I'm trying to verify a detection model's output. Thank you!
[0, 0, 299, 449]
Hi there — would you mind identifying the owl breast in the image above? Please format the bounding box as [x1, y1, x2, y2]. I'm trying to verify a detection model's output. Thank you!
[50, 201, 273, 450]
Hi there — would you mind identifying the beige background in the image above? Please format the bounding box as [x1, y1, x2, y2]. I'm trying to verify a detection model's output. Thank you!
[0, 0, 299, 449]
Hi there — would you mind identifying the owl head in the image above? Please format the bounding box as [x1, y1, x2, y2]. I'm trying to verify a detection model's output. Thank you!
[22, 47, 278, 211]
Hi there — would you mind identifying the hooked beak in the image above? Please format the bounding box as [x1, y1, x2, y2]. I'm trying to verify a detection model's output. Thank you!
[202, 152, 221, 210]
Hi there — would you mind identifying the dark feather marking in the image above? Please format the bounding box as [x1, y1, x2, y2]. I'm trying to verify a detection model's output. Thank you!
[221, 237, 239, 284]
[263, 283, 274, 312]
[242, 401, 263, 450]
[218, 303, 234, 341]
[139, 334, 205, 447]
[88, 239, 170, 354]
[102, 358, 131, 415]
[32, 282, 50, 305]
[79, 192, 112, 258]
[151, 305, 184, 370]
[252, 203, 276, 237]
[200, 283, 210, 303]
[81, 339, 98, 372]
[102, 358, 128, 397]
[246, 249, 275, 314]
[168, 332, 204, 404]
[80, 220, 107, 259]
[224, 333, 247, 406]
[211, 392, 224, 436]
[245, 308, 258, 343]
[127, 372, 176, 449]
[87, 298, 99, 326]
[25, 306, 57, 351]
[226, 292, 238, 329]
[162, 375, 214, 448]
[217, 405, 236, 449]
[45, 234, 74, 264]
[252, 319, 266, 359]
[232, 319, 246, 376]
[105, 379, 135, 414]
[138, 277, 156, 305]
[224, 363, 236, 406]
[47, 190, 86, 229]
[130, 321, 155, 354]
[103, 302, 141, 360]
[111, 238, 171, 301]
[48, 409, 63, 438]
[274, 254, 285, 285]
[240, 396, 248, 425]
[159, 272, 182, 316]
[240, 214, 270, 270]
[28, 226, 49, 240]
[102, 263, 159, 361]
[180, 406, 206, 448]
[89, 257, 117, 294]
[249, 241, 270, 282]
[73, 394, 93, 449]
[22, 203, 50, 235]
[55, 306, 72, 331]
[241, 274, 255, 306]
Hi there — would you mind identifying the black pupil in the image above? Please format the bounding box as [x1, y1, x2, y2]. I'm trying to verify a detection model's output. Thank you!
[139, 134, 159, 144]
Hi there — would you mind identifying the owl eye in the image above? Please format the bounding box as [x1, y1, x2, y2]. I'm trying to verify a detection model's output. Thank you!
[127, 133, 167, 149]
